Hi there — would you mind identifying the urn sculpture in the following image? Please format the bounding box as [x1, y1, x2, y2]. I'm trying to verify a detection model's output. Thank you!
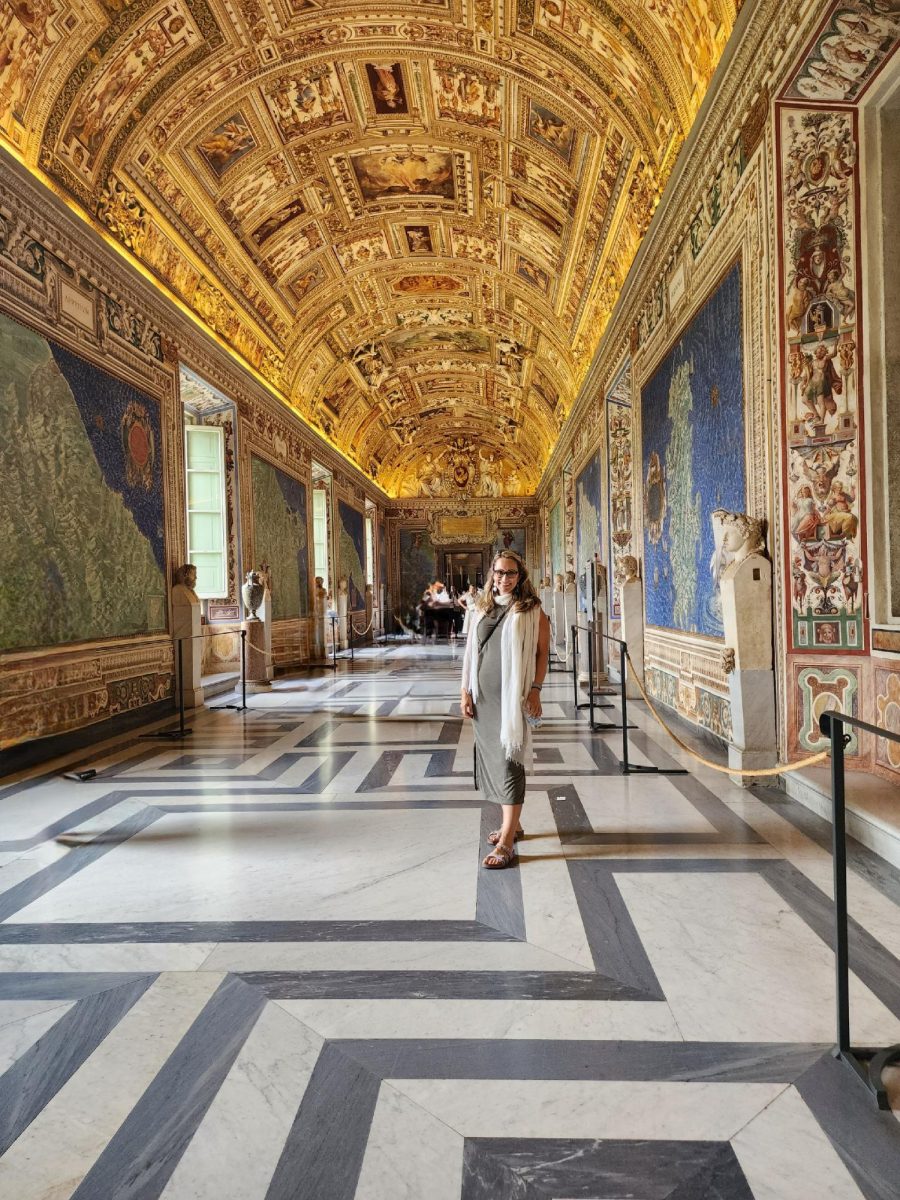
[242, 570, 265, 621]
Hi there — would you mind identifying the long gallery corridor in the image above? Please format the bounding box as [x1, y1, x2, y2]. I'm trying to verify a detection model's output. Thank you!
[1, 643, 899, 1199]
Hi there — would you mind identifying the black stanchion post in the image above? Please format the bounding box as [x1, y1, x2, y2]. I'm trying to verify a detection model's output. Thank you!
[587, 626, 595, 728]
[241, 628, 247, 710]
[331, 615, 337, 668]
[620, 641, 630, 773]
[830, 715, 851, 1056]
[571, 624, 578, 707]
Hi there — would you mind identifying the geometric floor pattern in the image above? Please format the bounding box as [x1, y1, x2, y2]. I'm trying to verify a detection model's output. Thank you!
[1, 642, 899, 1199]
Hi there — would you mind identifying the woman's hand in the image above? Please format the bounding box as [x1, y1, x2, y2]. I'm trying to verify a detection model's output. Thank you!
[460, 690, 475, 718]
[524, 687, 542, 719]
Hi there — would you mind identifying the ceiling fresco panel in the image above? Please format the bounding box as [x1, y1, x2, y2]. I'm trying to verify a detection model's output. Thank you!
[0, 0, 743, 494]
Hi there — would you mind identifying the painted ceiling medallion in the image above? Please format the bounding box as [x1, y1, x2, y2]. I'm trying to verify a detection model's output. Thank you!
[0, 0, 741, 496]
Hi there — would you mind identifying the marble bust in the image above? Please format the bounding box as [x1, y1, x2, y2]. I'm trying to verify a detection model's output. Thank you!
[615, 554, 640, 585]
[712, 509, 767, 564]
[172, 563, 199, 605]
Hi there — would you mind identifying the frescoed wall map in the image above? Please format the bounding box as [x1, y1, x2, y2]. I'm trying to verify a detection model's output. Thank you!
[0, 313, 166, 651]
[338, 500, 366, 611]
[575, 452, 603, 614]
[641, 262, 746, 637]
[250, 456, 309, 620]
[399, 527, 436, 626]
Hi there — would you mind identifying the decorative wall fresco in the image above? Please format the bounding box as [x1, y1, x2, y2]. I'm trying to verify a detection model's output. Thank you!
[641, 261, 746, 638]
[250, 456, 309, 621]
[779, 107, 865, 653]
[605, 360, 634, 619]
[491, 526, 527, 562]
[0, 312, 166, 652]
[795, 663, 859, 755]
[874, 668, 900, 775]
[548, 499, 564, 580]
[398, 527, 436, 625]
[783, 2, 900, 104]
[575, 452, 603, 615]
[337, 499, 366, 611]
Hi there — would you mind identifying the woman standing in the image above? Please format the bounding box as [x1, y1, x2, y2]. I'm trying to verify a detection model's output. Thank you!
[458, 583, 479, 638]
[460, 551, 550, 868]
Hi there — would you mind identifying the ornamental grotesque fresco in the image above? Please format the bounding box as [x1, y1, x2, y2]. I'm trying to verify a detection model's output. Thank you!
[0, 0, 741, 495]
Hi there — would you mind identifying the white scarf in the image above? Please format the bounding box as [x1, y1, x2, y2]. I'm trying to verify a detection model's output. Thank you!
[461, 600, 541, 767]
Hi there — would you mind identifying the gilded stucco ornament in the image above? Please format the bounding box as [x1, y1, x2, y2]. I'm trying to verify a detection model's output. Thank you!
[0, 0, 744, 496]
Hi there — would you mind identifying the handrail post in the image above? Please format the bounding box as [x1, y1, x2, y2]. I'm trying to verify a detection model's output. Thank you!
[829, 713, 851, 1056]
[620, 640, 630, 774]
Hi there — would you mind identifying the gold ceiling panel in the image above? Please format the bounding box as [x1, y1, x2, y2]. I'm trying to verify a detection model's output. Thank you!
[0, 0, 741, 497]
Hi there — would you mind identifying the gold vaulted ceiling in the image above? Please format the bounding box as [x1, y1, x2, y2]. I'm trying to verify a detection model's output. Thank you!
[0, 0, 741, 497]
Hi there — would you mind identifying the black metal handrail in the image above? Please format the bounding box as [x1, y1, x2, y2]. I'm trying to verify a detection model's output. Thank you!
[819, 709, 900, 1110]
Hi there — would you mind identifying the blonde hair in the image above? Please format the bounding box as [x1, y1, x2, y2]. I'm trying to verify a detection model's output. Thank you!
[477, 549, 541, 613]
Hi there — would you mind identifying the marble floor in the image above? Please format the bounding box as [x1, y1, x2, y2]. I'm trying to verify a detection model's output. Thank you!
[1, 641, 899, 1199]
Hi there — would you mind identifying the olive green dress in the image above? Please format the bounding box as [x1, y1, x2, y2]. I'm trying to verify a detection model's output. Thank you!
[473, 607, 526, 805]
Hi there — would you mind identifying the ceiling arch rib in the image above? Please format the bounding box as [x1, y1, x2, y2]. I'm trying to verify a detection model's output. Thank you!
[0, 0, 742, 497]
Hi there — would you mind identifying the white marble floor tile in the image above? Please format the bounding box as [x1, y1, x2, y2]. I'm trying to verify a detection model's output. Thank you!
[0, 944, 217, 973]
[616, 871, 900, 1043]
[10, 808, 480, 924]
[731, 1085, 867, 1199]
[0, 1000, 73, 1073]
[275, 998, 681, 1041]
[327, 720, 450, 744]
[0, 972, 222, 1199]
[201, 940, 592, 974]
[160, 1001, 323, 1200]
[393, 699, 459, 716]
[518, 794, 595, 969]
[575, 777, 718, 835]
[387, 1079, 786, 1140]
[354, 1082, 464, 1200]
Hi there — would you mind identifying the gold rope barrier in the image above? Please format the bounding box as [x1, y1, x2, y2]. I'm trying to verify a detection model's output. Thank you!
[623, 650, 829, 777]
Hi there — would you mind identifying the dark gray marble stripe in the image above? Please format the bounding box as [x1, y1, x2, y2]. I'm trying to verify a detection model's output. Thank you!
[566, 860, 665, 996]
[753, 783, 900, 908]
[461, 1138, 754, 1200]
[425, 748, 459, 777]
[110, 751, 357, 787]
[0, 919, 515, 943]
[0, 806, 164, 922]
[334, 1039, 828, 1083]
[265, 1041, 380, 1200]
[548, 783, 593, 839]
[239, 969, 653, 1001]
[759, 860, 900, 1019]
[71, 974, 266, 1200]
[0, 972, 155, 1000]
[0, 788, 135, 853]
[476, 806, 526, 941]
[357, 749, 406, 790]
[159, 800, 480, 813]
[794, 1050, 900, 1200]
[438, 720, 462, 744]
[0, 974, 156, 1155]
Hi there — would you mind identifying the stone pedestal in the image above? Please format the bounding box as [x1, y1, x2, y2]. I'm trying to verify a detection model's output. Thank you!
[172, 584, 203, 708]
[244, 587, 273, 690]
[720, 553, 776, 782]
[552, 589, 566, 652]
[337, 581, 349, 650]
[365, 584, 374, 644]
[619, 578, 644, 700]
[540, 585, 554, 620]
[563, 585, 576, 662]
[312, 582, 327, 661]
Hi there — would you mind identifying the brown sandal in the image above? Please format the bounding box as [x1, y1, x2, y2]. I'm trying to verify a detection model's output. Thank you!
[482, 842, 515, 869]
[488, 829, 524, 845]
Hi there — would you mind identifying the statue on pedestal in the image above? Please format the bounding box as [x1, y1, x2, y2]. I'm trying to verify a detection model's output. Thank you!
[553, 572, 564, 592]
[242, 569, 265, 621]
[615, 555, 640, 586]
[564, 570, 576, 592]
[173, 563, 199, 604]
